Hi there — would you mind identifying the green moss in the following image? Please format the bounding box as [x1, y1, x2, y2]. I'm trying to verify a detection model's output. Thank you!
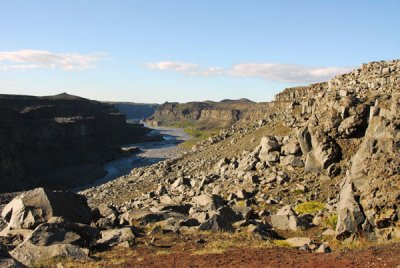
[324, 214, 338, 229]
[293, 189, 304, 195]
[294, 201, 325, 214]
[273, 240, 292, 248]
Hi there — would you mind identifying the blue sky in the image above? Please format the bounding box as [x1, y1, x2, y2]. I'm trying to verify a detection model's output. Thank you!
[0, 0, 399, 103]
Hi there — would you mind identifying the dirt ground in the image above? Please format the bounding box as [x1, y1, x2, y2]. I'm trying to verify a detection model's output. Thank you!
[125, 246, 400, 268]
[64, 235, 400, 268]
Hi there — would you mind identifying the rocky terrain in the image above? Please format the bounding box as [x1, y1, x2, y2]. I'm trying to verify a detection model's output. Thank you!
[0, 60, 399, 267]
[0, 93, 159, 193]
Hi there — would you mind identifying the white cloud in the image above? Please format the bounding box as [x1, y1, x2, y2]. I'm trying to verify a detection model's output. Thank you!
[146, 61, 224, 77]
[0, 50, 103, 71]
[146, 61, 353, 83]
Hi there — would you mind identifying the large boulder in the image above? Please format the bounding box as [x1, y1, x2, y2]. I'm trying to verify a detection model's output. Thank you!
[335, 182, 366, 240]
[11, 243, 89, 267]
[258, 136, 281, 162]
[1, 188, 92, 230]
[298, 127, 340, 173]
[9, 217, 97, 266]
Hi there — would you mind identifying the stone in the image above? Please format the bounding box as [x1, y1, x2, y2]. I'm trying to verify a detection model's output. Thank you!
[192, 194, 224, 209]
[316, 243, 332, 253]
[281, 140, 301, 155]
[2, 188, 92, 230]
[159, 204, 192, 215]
[94, 217, 114, 230]
[97, 227, 135, 247]
[199, 214, 234, 232]
[11, 243, 89, 267]
[322, 228, 336, 236]
[285, 237, 312, 247]
[338, 115, 366, 137]
[122, 209, 165, 225]
[156, 185, 168, 196]
[270, 206, 308, 231]
[171, 177, 191, 189]
[247, 224, 276, 240]
[23, 217, 99, 248]
[297, 127, 312, 154]
[336, 182, 366, 240]
[259, 136, 281, 162]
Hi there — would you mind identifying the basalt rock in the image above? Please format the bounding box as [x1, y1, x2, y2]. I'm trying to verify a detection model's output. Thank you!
[1, 188, 92, 230]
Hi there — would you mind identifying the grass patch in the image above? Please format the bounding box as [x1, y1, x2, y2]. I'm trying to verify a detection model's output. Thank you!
[295, 201, 325, 214]
[273, 240, 292, 248]
[164, 120, 222, 149]
[191, 248, 226, 255]
[324, 214, 338, 229]
[156, 250, 173, 255]
[235, 200, 247, 207]
[293, 189, 305, 195]
[191, 232, 272, 255]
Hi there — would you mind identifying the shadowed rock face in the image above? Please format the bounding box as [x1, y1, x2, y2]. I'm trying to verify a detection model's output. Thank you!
[0, 93, 153, 193]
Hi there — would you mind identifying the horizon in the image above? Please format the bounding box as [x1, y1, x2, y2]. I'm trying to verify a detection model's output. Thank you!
[0, 0, 399, 103]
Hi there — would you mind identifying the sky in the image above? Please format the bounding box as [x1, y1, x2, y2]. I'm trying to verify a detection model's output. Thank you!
[0, 0, 399, 103]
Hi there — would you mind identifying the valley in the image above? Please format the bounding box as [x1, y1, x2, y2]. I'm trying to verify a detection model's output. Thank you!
[1, 60, 399, 267]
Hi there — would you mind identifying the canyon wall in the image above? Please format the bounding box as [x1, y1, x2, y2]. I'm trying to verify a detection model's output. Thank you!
[0, 93, 154, 193]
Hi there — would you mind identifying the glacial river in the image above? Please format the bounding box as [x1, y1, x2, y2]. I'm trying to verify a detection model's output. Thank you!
[73, 126, 190, 191]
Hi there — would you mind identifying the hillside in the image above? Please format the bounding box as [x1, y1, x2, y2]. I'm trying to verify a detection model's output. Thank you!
[0, 93, 157, 193]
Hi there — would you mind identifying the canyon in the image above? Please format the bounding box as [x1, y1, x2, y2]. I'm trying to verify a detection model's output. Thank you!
[0, 59, 399, 267]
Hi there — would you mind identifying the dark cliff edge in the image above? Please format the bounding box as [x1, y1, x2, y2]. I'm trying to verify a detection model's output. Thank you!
[110, 102, 159, 121]
[0, 93, 157, 193]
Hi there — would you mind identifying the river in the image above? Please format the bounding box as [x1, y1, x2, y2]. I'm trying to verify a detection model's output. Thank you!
[73, 126, 190, 191]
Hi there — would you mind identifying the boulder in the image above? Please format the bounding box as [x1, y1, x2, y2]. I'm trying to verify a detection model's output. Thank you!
[11, 243, 89, 267]
[192, 194, 224, 209]
[297, 127, 312, 154]
[336, 182, 366, 240]
[121, 209, 165, 226]
[97, 227, 135, 247]
[0, 242, 25, 268]
[285, 237, 312, 247]
[247, 224, 277, 240]
[270, 206, 308, 231]
[281, 140, 301, 155]
[338, 115, 365, 137]
[20, 217, 99, 248]
[199, 214, 234, 232]
[159, 204, 192, 215]
[259, 136, 281, 162]
[1, 188, 92, 230]
[9, 217, 98, 266]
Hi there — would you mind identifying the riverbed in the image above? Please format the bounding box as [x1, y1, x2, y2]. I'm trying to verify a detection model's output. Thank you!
[73, 127, 190, 191]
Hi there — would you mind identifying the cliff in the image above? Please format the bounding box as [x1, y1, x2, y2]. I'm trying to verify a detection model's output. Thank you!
[147, 99, 271, 127]
[110, 102, 159, 120]
[0, 93, 155, 193]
